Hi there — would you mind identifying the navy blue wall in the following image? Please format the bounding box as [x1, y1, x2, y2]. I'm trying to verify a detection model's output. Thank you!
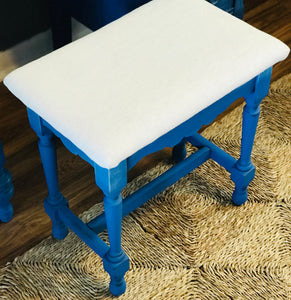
[71, 0, 150, 31]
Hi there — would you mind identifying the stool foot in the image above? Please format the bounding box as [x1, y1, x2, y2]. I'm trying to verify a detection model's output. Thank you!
[44, 194, 69, 239]
[232, 187, 248, 206]
[172, 140, 187, 162]
[0, 202, 13, 223]
[103, 251, 129, 296]
[231, 161, 256, 206]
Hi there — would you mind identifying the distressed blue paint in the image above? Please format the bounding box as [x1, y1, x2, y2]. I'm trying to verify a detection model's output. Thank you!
[94, 161, 127, 197]
[0, 142, 14, 222]
[27, 68, 272, 295]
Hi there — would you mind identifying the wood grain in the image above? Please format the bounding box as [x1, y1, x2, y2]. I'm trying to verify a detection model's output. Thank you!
[0, 0, 290, 266]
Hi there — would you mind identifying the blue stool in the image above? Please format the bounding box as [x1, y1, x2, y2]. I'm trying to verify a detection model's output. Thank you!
[0, 142, 14, 222]
[4, 0, 289, 295]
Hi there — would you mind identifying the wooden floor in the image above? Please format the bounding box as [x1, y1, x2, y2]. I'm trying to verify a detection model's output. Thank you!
[0, 0, 290, 266]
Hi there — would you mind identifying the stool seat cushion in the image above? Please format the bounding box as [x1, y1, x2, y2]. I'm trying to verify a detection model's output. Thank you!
[4, 0, 289, 168]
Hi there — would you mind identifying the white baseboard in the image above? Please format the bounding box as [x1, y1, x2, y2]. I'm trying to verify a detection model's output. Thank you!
[0, 19, 92, 81]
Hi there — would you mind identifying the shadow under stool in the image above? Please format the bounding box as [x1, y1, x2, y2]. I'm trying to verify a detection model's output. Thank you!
[4, 0, 289, 296]
[0, 142, 14, 222]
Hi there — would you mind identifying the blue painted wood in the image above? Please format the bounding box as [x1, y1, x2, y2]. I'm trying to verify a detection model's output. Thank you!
[27, 110, 69, 239]
[26, 67, 272, 295]
[59, 205, 127, 295]
[58, 206, 110, 257]
[0, 142, 14, 222]
[94, 161, 127, 198]
[188, 133, 237, 172]
[28, 108, 129, 296]
[88, 147, 210, 234]
[94, 161, 129, 296]
[231, 68, 272, 205]
[102, 193, 129, 296]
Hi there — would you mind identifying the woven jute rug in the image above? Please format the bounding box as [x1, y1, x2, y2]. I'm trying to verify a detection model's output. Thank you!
[1, 74, 290, 299]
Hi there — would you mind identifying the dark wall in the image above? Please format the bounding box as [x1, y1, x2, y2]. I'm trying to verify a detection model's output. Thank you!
[0, 0, 50, 50]
[0, 0, 245, 51]
[0, 0, 148, 51]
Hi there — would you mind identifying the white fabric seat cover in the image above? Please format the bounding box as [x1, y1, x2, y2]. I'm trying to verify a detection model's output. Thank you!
[4, 0, 289, 168]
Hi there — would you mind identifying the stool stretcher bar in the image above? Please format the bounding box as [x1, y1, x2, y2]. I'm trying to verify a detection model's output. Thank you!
[88, 146, 211, 233]
[58, 206, 110, 258]
[187, 133, 237, 173]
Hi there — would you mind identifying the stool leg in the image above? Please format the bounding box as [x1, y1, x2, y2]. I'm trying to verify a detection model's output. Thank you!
[38, 133, 69, 239]
[231, 100, 260, 205]
[27, 109, 68, 237]
[103, 193, 129, 295]
[230, 68, 272, 205]
[0, 143, 13, 222]
[95, 163, 129, 296]
[172, 140, 187, 162]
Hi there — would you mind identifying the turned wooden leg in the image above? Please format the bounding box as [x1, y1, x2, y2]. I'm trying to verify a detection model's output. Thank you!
[38, 133, 69, 239]
[103, 193, 129, 295]
[231, 102, 260, 205]
[230, 69, 272, 205]
[95, 163, 129, 296]
[27, 109, 68, 239]
[0, 143, 13, 222]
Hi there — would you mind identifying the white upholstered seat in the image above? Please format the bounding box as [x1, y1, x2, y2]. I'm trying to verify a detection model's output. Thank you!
[4, 0, 289, 168]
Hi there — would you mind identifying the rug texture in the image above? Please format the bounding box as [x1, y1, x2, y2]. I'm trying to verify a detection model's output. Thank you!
[0, 74, 290, 299]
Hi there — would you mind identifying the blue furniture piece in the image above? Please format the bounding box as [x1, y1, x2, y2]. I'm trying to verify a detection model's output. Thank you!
[4, 0, 289, 296]
[208, 0, 243, 18]
[0, 142, 14, 222]
[50, 0, 244, 49]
